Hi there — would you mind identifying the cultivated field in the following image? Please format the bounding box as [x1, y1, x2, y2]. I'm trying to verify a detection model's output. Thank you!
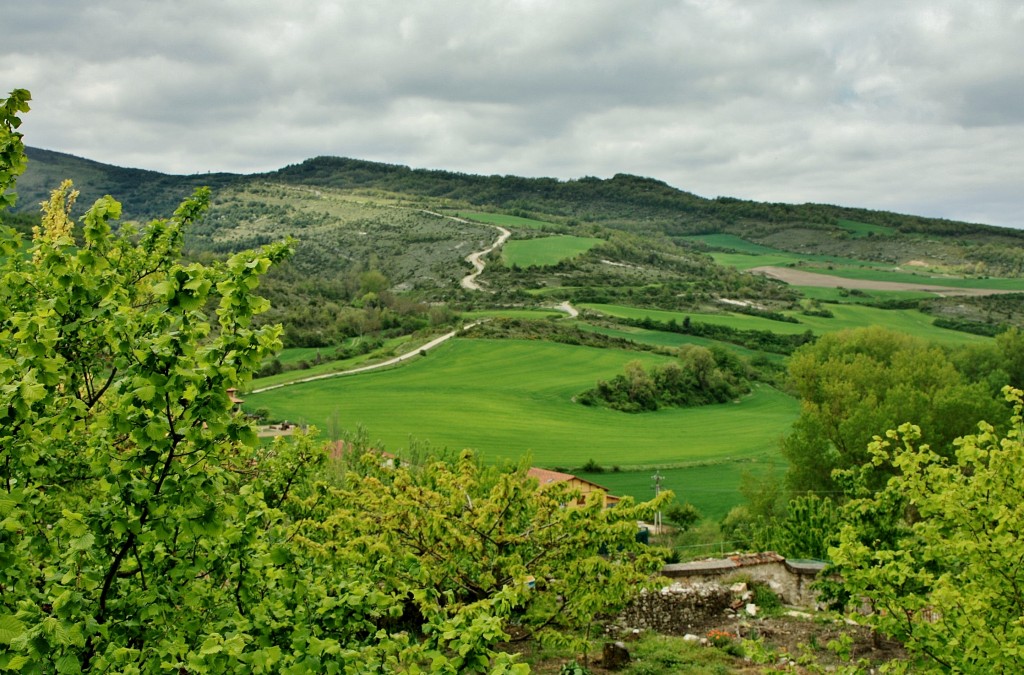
[455, 211, 559, 230]
[245, 339, 799, 468]
[501, 235, 604, 268]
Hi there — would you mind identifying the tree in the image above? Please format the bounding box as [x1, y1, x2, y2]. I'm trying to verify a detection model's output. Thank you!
[325, 448, 671, 653]
[830, 387, 1024, 672]
[781, 327, 1002, 495]
[0, 90, 668, 672]
[0, 91, 528, 673]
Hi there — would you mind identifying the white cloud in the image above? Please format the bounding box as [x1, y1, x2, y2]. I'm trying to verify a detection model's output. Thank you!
[4, 0, 1023, 227]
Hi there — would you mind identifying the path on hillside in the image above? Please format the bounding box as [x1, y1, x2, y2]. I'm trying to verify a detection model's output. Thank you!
[750, 266, 1021, 297]
[419, 209, 511, 291]
[556, 301, 579, 317]
[460, 225, 512, 290]
[250, 322, 482, 394]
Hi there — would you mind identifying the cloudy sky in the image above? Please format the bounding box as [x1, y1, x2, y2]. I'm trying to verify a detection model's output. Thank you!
[6, 1, 1024, 228]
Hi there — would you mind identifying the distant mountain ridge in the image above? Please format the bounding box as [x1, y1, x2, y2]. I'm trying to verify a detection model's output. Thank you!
[15, 146, 1024, 248]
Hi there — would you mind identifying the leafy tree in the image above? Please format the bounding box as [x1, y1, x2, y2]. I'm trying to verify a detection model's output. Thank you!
[830, 387, 1024, 672]
[0, 91, 669, 671]
[325, 448, 671, 651]
[781, 327, 1001, 495]
[0, 92, 530, 673]
[752, 494, 838, 560]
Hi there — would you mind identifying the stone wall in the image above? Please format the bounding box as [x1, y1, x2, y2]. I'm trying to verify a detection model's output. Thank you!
[661, 552, 825, 607]
[616, 582, 733, 635]
[615, 553, 827, 636]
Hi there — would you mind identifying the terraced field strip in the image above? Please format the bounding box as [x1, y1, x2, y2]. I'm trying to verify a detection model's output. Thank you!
[581, 302, 990, 346]
[455, 211, 558, 229]
[836, 218, 896, 237]
[502, 235, 604, 268]
[246, 339, 800, 467]
[758, 265, 1024, 291]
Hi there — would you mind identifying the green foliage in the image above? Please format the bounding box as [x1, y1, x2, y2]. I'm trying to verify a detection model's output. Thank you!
[781, 326, 1003, 495]
[753, 495, 839, 560]
[578, 345, 750, 412]
[830, 387, 1024, 672]
[665, 502, 702, 531]
[0, 89, 31, 209]
[0, 108, 536, 671]
[328, 448, 670, 653]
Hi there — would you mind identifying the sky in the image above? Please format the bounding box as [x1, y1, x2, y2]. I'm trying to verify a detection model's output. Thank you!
[5, 1, 1024, 229]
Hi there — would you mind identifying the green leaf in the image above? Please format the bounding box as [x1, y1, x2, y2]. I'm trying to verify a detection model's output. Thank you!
[0, 614, 25, 645]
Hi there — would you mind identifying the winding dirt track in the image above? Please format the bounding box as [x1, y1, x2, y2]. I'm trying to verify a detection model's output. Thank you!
[461, 225, 511, 290]
[750, 266, 1020, 297]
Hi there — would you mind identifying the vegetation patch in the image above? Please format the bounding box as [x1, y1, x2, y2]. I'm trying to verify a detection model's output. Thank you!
[577, 346, 750, 413]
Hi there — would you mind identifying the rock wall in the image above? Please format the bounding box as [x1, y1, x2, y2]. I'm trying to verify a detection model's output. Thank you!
[661, 552, 825, 606]
[615, 582, 732, 635]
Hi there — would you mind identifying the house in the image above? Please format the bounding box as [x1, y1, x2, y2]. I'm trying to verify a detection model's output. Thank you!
[526, 467, 621, 508]
[226, 388, 244, 412]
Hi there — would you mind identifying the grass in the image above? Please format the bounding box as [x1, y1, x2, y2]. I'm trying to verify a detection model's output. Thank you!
[246, 339, 799, 468]
[455, 211, 559, 230]
[581, 302, 991, 346]
[577, 455, 785, 522]
[793, 286, 937, 303]
[249, 336, 414, 389]
[502, 235, 604, 268]
[836, 218, 895, 237]
[683, 234, 785, 255]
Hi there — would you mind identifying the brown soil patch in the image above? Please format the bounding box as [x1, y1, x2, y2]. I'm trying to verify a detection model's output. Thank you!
[750, 266, 1018, 297]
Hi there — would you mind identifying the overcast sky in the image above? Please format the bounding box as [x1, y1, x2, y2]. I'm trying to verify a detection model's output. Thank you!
[5, 1, 1024, 228]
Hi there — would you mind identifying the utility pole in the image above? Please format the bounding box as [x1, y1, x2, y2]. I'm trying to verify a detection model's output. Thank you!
[652, 471, 663, 535]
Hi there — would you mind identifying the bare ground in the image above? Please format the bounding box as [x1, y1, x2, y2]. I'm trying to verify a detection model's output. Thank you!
[750, 266, 1018, 297]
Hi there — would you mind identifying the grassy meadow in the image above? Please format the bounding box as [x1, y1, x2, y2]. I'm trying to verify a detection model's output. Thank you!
[246, 338, 799, 468]
[502, 235, 604, 268]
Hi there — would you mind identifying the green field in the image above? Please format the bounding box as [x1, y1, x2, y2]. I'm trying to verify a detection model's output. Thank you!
[836, 218, 895, 237]
[246, 339, 799, 467]
[251, 336, 414, 389]
[502, 235, 603, 268]
[581, 303, 990, 346]
[578, 457, 786, 522]
[456, 211, 558, 230]
[794, 286, 937, 303]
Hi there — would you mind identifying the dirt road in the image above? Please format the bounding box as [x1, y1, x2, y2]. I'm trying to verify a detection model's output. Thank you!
[461, 226, 512, 291]
[250, 322, 482, 394]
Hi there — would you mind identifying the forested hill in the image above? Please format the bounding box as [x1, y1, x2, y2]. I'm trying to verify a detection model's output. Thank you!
[14, 147, 1024, 250]
[269, 155, 1022, 242]
[16, 147, 241, 221]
